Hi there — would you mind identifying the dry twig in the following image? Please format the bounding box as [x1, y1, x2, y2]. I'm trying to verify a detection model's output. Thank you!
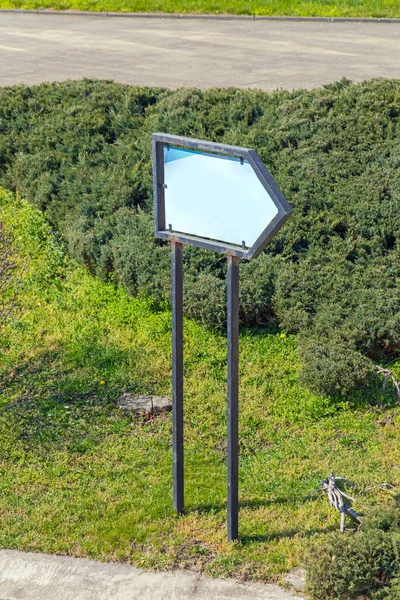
[373, 364, 400, 399]
[364, 483, 397, 495]
[321, 473, 362, 532]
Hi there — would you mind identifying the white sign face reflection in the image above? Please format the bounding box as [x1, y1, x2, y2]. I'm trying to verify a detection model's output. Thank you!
[164, 146, 278, 248]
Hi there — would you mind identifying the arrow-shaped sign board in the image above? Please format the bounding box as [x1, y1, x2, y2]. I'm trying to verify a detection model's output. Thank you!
[152, 133, 292, 542]
[153, 133, 292, 259]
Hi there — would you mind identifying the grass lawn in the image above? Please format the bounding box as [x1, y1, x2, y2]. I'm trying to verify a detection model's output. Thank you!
[0, 0, 400, 17]
[1, 187, 400, 583]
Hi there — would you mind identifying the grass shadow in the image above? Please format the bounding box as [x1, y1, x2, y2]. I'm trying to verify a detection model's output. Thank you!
[240, 524, 337, 545]
[189, 493, 319, 515]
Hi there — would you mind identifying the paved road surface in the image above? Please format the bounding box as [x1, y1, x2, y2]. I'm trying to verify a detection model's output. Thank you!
[0, 12, 399, 89]
[0, 549, 298, 600]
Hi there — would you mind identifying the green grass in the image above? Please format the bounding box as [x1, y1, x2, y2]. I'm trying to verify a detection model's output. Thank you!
[1, 0, 400, 17]
[1, 187, 400, 583]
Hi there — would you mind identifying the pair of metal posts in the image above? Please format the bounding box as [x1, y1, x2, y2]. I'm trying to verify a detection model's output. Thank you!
[171, 240, 239, 541]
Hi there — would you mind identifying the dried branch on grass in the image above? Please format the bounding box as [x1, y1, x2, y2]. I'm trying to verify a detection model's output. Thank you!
[373, 364, 400, 399]
[364, 483, 397, 495]
[321, 473, 362, 532]
[321, 474, 400, 532]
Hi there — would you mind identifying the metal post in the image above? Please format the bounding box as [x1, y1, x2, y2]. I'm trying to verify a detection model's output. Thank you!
[227, 254, 239, 541]
[172, 240, 184, 514]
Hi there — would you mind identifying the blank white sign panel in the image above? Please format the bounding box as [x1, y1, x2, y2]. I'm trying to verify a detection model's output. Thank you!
[164, 146, 278, 248]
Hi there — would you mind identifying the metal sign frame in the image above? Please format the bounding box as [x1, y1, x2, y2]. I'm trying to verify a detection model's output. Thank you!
[152, 133, 292, 259]
[152, 133, 292, 542]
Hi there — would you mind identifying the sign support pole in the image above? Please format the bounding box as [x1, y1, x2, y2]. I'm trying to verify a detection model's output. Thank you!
[172, 239, 184, 515]
[227, 254, 239, 541]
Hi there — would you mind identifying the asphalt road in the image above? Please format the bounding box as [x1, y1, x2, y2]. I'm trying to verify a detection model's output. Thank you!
[0, 12, 399, 90]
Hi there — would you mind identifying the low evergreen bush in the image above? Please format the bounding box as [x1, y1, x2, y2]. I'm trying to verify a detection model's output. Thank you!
[0, 78, 399, 397]
[306, 507, 400, 599]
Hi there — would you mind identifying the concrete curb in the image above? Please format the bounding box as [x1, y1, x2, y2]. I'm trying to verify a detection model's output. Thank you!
[1, 8, 400, 22]
[0, 549, 300, 600]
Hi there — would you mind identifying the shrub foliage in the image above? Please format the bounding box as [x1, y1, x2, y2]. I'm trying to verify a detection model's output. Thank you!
[0, 78, 399, 396]
[306, 507, 400, 599]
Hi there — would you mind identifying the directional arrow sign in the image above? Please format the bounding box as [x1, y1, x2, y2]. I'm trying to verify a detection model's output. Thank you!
[152, 133, 292, 259]
[152, 133, 292, 542]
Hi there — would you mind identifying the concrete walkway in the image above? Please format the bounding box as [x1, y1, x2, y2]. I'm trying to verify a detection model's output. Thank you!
[0, 549, 298, 600]
[0, 12, 399, 89]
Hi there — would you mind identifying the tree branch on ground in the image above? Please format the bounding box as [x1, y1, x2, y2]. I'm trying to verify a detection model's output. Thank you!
[373, 364, 400, 399]
[364, 483, 397, 495]
[321, 473, 362, 532]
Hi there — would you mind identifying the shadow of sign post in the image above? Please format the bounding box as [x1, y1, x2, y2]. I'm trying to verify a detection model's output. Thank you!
[152, 133, 292, 541]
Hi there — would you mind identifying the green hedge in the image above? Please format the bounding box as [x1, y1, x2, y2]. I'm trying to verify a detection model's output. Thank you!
[306, 507, 400, 599]
[0, 78, 399, 397]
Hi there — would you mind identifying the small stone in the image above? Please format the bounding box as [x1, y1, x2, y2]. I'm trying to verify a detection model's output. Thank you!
[283, 568, 306, 593]
[117, 394, 172, 417]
